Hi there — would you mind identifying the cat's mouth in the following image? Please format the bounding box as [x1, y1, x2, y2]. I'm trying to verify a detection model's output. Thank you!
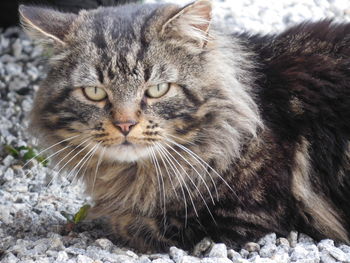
[121, 140, 132, 146]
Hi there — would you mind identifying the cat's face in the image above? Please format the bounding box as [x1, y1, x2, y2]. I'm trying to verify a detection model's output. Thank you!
[20, 1, 260, 168]
[21, 2, 218, 163]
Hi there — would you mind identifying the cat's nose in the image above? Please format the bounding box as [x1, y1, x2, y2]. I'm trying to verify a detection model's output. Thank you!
[113, 121, 138, 136]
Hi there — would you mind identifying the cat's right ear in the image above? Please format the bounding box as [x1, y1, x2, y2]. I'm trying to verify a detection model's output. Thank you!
[19, 5, 77, 46]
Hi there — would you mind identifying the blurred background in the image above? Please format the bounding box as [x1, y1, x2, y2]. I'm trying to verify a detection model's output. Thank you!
[0, 0, 141, 28]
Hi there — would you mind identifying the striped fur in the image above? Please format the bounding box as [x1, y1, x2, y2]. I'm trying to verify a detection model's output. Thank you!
[21, 1, 350, 252]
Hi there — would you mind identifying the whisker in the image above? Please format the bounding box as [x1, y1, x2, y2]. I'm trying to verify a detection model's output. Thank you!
[22, 134, 80, 169]
[25, 143, 72, 178]
[75, 142, 101, 183]
[165, 137, 238, 200]
[165, 138, 219, 201]
[147, 146, 163, 214]
[165, 133, 196, 146]
[68, 143, 99, 181]
[163, 141, 215, 205]
[156, 142, 199, 219]
[153, 143, 179, 200]
[57, 142, 92, 179]
[159, 142, 217, 224]
[46, 137, 92, 186]
[150, 146, 167, 230]
[92, 146, 106, 193]
[155, 142, 190, 226]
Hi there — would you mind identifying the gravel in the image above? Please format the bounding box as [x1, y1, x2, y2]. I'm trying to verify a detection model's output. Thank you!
[1, 0, 350, 262]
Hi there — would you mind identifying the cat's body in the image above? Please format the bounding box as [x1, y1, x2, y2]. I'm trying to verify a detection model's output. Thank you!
[20, 0, 350, 252]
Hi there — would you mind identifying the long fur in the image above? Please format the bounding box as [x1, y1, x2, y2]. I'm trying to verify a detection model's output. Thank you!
[21, 1, 350, 253]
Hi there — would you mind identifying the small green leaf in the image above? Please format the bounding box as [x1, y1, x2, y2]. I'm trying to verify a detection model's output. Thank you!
[73, 204, 91, 224]
[4, 145, 20, 158]
[36, 155, 49, 167]
[23, 148, 37, 161]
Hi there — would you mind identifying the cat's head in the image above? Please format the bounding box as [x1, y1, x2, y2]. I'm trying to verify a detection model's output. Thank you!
[20, 0, 261, 167]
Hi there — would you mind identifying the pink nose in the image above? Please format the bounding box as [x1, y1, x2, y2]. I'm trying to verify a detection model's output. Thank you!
[113, 121, 137, 136]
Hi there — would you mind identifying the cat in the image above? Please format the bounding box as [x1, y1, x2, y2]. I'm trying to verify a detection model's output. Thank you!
[19, 0, 350, 253]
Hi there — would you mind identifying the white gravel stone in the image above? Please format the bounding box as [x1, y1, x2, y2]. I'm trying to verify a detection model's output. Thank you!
[288, 231, 298, 248]
[258, 233, 276, 247]
[152, 258, 174, 263]
[94, 238, 114, 251]
[244, 242, 260, 252]
[227, 249, 242, 261]
[136, 256, 152, 263]
[169, 246, 187, 263]
[259, 244, 277, 258]
[76, 255, 94, 263]
[208, 244, 228, 258]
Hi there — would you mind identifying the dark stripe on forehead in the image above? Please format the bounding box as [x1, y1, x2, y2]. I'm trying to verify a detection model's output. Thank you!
[135, 8, 159, 63]
[96, 66, 104, 84]
[92, 14, 108, 49]
[144, 66, 152, 82]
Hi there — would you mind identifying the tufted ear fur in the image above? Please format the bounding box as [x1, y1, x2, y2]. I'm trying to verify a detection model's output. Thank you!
[161, 0, 212, 47]
[19, 5, 77, 46]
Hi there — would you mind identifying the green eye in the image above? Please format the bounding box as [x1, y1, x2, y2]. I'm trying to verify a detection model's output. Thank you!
[146, 83, 170, 98]
[83, 86, 107, 101]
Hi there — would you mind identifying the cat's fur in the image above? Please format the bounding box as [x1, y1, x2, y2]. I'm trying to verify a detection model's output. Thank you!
[20, 0, 350, 252]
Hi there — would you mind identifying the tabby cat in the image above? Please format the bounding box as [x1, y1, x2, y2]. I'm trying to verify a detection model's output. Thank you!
[19, 0, 350, 253]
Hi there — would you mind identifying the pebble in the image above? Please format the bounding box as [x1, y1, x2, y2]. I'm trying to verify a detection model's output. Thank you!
[259, 244, 277, 258]
[239, 249, 249, 259]
[94, 238, 114, 251]
[298, 233, 315, 245]
[169, 246, 187, 263]
[258, 233, 276, 247]
[244, 242, 260, 252]
[288, 231, 298, 248]
[12, 38, 23, 58]
[193, 238, 213, 257]
[76, 255, 94, 263]
[136, 256, 152, 263]
[208, 244, 228, 258]
[227, 249, 242, 261]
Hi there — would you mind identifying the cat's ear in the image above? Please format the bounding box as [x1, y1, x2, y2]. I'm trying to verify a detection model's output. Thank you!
[161, 0, 212, 47]
[19, 5, 77, 46]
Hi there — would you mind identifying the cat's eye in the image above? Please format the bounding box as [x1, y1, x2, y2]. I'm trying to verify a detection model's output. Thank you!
[146, 83, 170, 98]
[83, 86, 107, 101]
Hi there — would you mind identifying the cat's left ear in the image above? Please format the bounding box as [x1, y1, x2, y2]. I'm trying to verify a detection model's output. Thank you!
[19, 5, 78, 46]
[161, 0, 212, 48]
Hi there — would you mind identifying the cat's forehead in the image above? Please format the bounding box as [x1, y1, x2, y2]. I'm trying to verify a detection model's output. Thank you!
[73, 4, 169, 47]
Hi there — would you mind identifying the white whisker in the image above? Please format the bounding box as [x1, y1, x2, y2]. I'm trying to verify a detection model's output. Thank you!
[155, 142, 190, 226]
[46, 137, 92, 186]
[156, 142, 198, 219]
[68, 143, 99, 182]
[77, 142, 101, 183]
[148, 146, 163, 214]
[22, 134, 80, 169]
[92, 146, 106, 193]
[160, 142, 217, 224]
[163, 141, 215, 205]
[150, 146, 167, 229]
[165, 138, 219, 200]
[153, 143, 179, 200]
[165, 137, 237, 199]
